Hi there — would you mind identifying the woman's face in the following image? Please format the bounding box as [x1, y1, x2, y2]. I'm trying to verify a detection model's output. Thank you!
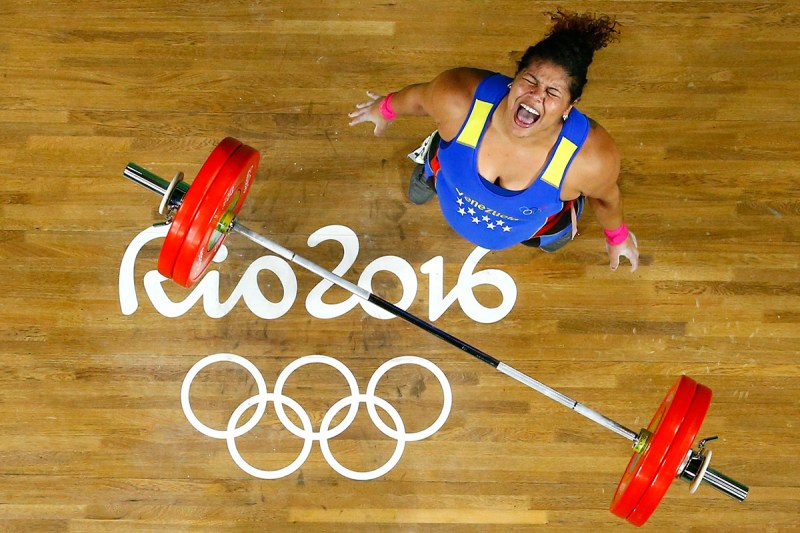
[505, 60, 575, 138]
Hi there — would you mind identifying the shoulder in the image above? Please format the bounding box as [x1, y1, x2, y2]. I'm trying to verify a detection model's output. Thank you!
[429, 67, 496, 101]
[426, 68, 496, 136]
[564, 118, 620, 197]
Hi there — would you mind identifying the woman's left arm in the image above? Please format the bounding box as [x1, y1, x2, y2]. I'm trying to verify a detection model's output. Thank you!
[573, 124, 639, 272]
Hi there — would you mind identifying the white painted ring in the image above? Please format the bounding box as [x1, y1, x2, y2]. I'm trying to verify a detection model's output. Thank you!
[365, 355, 453, 442]
[271, 354, 361, 440]
[181, 353, 268, 440]
[225, 392, 314, 479]
[318, 394, 406, 480]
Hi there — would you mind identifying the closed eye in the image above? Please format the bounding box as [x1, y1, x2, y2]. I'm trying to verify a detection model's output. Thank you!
[523, 75, 562, 98]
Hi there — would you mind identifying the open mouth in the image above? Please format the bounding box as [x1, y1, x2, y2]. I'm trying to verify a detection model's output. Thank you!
[514, 103, 540, 128]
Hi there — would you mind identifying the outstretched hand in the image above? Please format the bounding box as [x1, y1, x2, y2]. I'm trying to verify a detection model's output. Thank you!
[607, 232, 639, 272]
[348, 91, 393, 135]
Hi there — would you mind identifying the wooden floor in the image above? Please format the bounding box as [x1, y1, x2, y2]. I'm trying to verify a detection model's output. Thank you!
[1, 1, 799, 531]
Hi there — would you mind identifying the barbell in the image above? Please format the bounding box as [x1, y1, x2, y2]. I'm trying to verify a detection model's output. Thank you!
[122, 138, 749, 526]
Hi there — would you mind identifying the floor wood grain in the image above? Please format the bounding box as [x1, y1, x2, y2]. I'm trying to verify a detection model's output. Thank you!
[1, 1, 798, 531]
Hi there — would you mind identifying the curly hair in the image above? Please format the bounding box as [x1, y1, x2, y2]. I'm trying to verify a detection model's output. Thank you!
[517, 9, 620, 101]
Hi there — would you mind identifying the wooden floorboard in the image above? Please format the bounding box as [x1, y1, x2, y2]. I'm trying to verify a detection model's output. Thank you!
[1, 1, 798, 531]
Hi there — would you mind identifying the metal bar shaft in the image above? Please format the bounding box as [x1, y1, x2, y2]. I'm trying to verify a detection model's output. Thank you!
[232, 221, 640, 442]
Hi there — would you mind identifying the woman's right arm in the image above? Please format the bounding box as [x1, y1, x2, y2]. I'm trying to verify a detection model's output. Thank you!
[348, 68, 491, 137]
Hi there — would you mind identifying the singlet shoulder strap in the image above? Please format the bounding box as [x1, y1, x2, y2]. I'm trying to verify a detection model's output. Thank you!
[540, 109, 591, 189]
[455, 73, 511, 148]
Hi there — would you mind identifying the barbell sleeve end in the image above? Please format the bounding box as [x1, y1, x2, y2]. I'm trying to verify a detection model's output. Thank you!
[123, 163, 170, 196]
[123, 163, 189, 215]
[680, 451, 749, 502]
[701, 467, 749, 502]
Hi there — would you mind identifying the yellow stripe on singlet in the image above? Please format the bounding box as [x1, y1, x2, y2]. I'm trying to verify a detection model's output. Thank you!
[456, 100, 493, 148]
[540, 137, 578, 188]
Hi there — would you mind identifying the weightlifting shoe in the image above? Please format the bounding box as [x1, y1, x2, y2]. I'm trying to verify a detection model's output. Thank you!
[408, 164, 436, 205]
[539, 231, 572, 253]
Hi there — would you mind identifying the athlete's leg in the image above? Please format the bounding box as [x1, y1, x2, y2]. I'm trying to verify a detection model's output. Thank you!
[407, 131, 440, 205]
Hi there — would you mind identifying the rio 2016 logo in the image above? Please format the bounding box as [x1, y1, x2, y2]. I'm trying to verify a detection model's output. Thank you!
[119, 224, 518, 323]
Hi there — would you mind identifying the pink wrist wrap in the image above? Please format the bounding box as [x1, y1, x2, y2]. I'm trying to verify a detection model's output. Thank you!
[379, 93, 398, 120]
[604, 223, 629, 245]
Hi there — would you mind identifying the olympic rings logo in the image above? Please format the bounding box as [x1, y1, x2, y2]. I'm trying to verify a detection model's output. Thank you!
[181, 353, 452, 481]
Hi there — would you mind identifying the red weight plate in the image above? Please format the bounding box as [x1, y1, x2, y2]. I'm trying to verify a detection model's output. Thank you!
[610, 376, 697, 519]
[626, 384, 712, 527]
[157, 137, 242, 279]
[171, 144, 259, 287]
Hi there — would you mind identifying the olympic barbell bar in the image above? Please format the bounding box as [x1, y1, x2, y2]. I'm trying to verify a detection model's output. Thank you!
[122, 138, 748, 526]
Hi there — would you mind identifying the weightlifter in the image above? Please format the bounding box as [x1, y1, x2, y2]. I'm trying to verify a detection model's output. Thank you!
[348, 9, 639, 272]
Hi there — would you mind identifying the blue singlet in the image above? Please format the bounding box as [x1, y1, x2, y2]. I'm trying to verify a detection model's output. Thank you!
[431, 73, 590, 250]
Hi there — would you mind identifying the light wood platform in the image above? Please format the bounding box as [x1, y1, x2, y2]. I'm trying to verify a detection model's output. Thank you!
[1, 1, 798, 531]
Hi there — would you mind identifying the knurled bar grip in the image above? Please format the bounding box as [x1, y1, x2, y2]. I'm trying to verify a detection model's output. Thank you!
[495, 362, 639, 440]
